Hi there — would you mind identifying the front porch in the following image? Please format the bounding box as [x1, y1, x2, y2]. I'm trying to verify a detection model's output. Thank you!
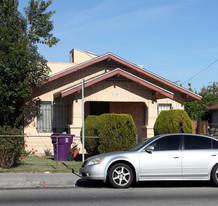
[67, 100, 150, 143]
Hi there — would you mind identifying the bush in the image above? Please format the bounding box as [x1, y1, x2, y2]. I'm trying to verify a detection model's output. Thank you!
[154, 110, 192, 136]
[97, 114, 137, 154]
[0, 127, 24, 169]
[82, 115, 100, 156]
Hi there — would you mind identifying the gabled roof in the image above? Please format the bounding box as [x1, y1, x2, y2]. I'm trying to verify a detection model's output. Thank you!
[61, 68, 174, 99]
[207, 104, 218, 110]
[45, 52, 201, 100]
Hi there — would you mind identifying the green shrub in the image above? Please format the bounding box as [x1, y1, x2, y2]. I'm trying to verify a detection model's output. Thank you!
[154, 110, 192, 136]
[81, 115, 100, 156]
[0, 127, 24, 169]
[97, 114, 137, 154]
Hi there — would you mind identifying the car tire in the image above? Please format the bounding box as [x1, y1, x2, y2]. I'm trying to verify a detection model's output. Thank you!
[211, 164, 218, 186]
[108, 163, 134, 188]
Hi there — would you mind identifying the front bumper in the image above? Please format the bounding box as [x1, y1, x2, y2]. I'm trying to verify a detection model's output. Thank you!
[79, 164, 106, 181]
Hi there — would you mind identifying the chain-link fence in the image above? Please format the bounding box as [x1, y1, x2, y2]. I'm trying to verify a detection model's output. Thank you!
[0, 135, 94, 173]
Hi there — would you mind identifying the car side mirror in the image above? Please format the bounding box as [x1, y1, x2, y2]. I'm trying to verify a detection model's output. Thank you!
[145, 146, 154, 153]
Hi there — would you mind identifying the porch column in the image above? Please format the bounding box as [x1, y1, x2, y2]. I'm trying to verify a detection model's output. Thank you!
[146, 100, 157, 138]
[68, 99, 83, 137]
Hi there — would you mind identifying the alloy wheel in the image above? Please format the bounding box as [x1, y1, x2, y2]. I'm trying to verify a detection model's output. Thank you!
[112, 166, 131, 187]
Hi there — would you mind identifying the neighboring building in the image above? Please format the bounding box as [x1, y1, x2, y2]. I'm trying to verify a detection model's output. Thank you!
[24, 49, 202, 153]
[207, 104, 218, 126]
[207, 104, 218, 137]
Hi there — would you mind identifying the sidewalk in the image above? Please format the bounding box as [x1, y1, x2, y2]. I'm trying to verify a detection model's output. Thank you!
[0, 173, 81, 189]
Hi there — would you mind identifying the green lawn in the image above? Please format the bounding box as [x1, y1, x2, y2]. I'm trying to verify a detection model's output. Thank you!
[0, 156, 82, 173]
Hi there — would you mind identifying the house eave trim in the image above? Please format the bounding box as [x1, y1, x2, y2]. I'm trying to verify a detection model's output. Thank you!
[61, 68, 174, 99]
[45, 52, 201, 101]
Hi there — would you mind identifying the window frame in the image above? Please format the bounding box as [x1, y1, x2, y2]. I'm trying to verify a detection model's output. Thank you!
[157, 103, 172, 115]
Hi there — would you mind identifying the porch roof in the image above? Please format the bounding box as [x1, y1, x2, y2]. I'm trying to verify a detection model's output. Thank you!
[45, 52, 201, 101]
[59, 68, 174, 99]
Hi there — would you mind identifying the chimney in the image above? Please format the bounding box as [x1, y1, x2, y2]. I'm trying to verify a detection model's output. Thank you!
[69, 49, 74, 63]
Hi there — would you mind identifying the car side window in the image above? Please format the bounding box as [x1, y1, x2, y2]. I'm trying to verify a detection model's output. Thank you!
[212, 140, 218, 149]
[150, 135, 180, 151]
[184, 135, 211, 150]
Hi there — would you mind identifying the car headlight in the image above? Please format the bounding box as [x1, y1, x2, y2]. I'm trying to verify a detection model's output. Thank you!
[87, 157, 104, 166]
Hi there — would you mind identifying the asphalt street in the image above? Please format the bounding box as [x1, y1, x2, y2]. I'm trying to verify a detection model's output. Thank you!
[1, 182, 218, 206]
[1, 173, 218, 205]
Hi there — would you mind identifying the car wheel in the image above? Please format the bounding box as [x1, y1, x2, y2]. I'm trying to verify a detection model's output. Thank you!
[108, 163, 134, 188]
[211, 164, 218, 186]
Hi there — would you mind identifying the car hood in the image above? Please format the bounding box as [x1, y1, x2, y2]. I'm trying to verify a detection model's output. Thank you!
[85, 150, 134, 162]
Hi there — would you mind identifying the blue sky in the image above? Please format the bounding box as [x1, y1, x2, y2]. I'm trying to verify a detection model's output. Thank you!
[18, 0, 218, 92]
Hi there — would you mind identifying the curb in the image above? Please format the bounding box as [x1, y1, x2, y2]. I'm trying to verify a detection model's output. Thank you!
[0, 173, 81, 189]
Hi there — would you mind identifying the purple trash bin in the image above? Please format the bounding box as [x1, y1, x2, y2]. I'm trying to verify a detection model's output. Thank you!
[51, 133, 74, 161]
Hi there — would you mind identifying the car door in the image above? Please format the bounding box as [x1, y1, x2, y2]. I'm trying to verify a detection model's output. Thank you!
[182, 135, 213, 180]
[139, 135, 182, 180]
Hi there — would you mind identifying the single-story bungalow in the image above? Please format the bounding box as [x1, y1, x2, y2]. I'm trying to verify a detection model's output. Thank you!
[24, 49, 201, 154]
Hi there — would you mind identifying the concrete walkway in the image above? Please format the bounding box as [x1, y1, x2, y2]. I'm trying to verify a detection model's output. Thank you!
[0, 173, 81, 189]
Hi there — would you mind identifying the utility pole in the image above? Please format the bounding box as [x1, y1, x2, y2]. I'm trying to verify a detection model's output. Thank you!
[82, 79, 85, 163]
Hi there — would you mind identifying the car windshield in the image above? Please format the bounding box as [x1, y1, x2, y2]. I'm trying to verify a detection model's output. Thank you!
[130, 136, 160, 151]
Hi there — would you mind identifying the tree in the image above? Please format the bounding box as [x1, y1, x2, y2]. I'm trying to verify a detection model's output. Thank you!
[0, 0, 58, 128]
[25, 0, 59, 47]
[185, 83, 218, 121]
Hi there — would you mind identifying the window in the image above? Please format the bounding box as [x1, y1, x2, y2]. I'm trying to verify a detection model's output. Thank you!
[184, 135, 211, 150]
[213, 140, 218, 149]
[157, 103, 172, 115]
[36, 100, 68, 133]
[150, 135, 181, 151]
[90, 102, 110, 115]
[37, 101, 52, 132]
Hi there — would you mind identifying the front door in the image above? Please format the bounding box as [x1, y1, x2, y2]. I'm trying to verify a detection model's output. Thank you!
[139, 135, 182, 180]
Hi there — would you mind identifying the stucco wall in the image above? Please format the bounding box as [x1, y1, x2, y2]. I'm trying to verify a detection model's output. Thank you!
[24, 76, 185, 137]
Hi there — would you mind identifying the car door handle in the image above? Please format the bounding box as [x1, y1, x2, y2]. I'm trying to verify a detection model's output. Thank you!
[212, 154, 217, 157]
[174, 156, 180, 159]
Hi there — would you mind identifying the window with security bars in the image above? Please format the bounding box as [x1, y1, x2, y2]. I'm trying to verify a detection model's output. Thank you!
[157, 103, 172, 115]
[36, 100, 68, 133]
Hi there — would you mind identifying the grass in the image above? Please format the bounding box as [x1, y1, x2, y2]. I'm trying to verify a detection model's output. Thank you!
[0, 156, 82, 173]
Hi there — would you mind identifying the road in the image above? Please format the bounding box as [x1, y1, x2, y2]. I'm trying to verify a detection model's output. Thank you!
[1, 181, 218, 206]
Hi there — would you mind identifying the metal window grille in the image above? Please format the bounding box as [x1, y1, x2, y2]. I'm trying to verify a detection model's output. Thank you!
[37, 101, 53, 132]
[36, 100, 68, 133]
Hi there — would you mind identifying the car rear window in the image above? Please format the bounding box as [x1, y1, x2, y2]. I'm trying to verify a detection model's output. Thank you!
[184, 135, 211, 150]
[212, 140, 218, 149]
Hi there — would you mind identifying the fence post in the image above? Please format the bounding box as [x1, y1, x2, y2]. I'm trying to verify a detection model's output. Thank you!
[56, 136, 58, 168]
[136, 134, 138, 145]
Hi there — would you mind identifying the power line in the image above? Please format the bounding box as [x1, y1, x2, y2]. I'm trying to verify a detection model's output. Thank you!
[183, 59, 218, 84]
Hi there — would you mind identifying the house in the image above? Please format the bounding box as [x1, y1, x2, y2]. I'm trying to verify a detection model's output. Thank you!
[207, 104, 218, 137]
[24, 49, 202, 154]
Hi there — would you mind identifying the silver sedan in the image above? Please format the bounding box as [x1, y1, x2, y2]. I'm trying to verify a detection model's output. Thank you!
[80, 133, 218, 188]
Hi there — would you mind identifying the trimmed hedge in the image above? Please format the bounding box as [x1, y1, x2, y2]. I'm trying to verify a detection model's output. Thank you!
[0, 127, 24, 169]
[154, 110, 192, 135]
[82, 114, 137, 155]
[97, 113, 137, 154]
[82, 115, 100, 156]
